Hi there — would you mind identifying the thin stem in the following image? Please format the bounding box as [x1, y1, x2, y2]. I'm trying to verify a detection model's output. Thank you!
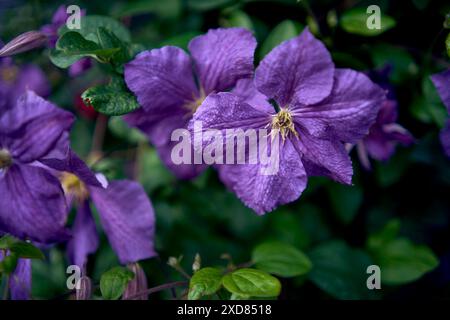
[124, 281, 187, 300]
[90, 114, 108, 158]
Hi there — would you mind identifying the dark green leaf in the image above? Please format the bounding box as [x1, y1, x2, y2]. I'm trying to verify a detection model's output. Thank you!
[222, 268, 281, 298]
[252, 242, 312, 277]
[82, 77, 140, 116]
[100, 266, 135, 300]
[260, 20, 302, 59]
[9, 242, 44, 259]
[340, 8, 396, 36]
[0, 253, 18, 274]
[308, 240, 379, 299]
[96, 27, 130, 68]
[0, 235, 16, 249]
[188, 267, 223, 300]
[327, 184, 363, 224]
[446, 32, 450, 58]
[187, 0, 234, 11]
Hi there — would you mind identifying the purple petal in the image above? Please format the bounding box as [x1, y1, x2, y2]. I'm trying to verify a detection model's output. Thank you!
[292, 131, 353, 184]
[255, 28, 334, 106]
[89, 180, 156, 264]
[9, 258, 32, 300]
[219, 139, 307, 215]
[431, 69, 450, 113]
[293, 69, 385, 144]
[40, 149, 102, 188]
[188, 28, 256, 94]
[232, 79, 274, 114]
[441, 120, 450, 158]
[364, 126, 396, 161]
[68, 58, 92, 77]
[0, 164, 69, 243]
[124, 46, 198, 113]
[0, 91, 74, 163]
[67, 200, 99, 268]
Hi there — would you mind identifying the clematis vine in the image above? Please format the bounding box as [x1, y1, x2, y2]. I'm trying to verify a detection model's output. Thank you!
[124, 28, 257, 179]
[349, 67, 414, 169]
[431, 69, 450, 157]
[41, 5, 91, 77]
[41, 150, 157, 268]
[0, 91, 74, 243]
[190, 29, 385, 214]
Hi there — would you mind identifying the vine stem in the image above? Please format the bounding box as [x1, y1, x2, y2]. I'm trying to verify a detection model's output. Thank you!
[124, 281, 187, 300]
[90, 113, 108, 157]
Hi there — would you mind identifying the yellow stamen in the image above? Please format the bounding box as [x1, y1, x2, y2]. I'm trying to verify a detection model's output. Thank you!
[60, 172, 88, 201]
[184, 88, 206, 114]
[271, 108, 298, 141]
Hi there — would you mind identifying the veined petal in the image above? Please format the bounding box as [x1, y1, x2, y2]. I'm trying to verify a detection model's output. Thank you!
[0, 164, 69, 243]
[293, 69, 384, 144]
[255, 28, 334, 106]
[67, 200, 99, 268]
[431, 69, 450, 112]
[232, 79, 274, 114]
[219, 139, 307, 215]
[0, 91, 74, 163]
[293, 130, 353, 185]
[90, 180, 156, 264]
[189, 28, 256, 94]
[124, 46, 198, 112]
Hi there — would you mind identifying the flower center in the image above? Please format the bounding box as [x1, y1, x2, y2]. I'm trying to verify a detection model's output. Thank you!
[184, 88, 206, 114]
[60, 172, 88, 201]
[271, 108, 298, 141]
[0, 149, 12, 169]
[0, 66, 19, 83]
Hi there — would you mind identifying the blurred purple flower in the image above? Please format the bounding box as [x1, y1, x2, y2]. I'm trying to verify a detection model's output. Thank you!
[0, 91, 74, 243]
[431, 69, 450, 157]
[0, 250, 31, 300]
[349, 67, 414, 170]
[0, 56, 50, 113]
[124, 28, 257, 179]
[41, 5, 90, 77]
[41, 150, 157, 268]
[190, 29, 385, 214]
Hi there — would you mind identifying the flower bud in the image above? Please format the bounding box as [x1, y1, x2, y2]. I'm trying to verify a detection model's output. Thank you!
[0, 31, 47, 57]
[192, 253, 201, 273]
[75, 276, 92, 300]
[122, 263, 148, 300]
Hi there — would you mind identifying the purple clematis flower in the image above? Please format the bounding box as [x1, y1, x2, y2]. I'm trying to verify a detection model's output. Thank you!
[350, 67, 414, 170]
[124, 28, 257, 179]
[0, 250, 31, 300]
[431, 69, 450, 157]
[41, 150, 157, 268]
[190, 29, 385, 214]
[0, 91, 74, 243]
[41, 5, 91, 77]
[0, 56, 50, 113]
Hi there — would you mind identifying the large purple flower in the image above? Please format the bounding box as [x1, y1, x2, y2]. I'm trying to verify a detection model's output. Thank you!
[41, 5, 91, 77]
[431, 69, 450, 157]
[42, 150, 157, 267]
[124, 28, 257, 179]
[0, 91, 74, 243]
[0, 57, 50, 113]
[190, 29, 385, 214]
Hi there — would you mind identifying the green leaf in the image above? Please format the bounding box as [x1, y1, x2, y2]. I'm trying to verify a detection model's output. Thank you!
[260, 20, 302, 59]
[0, 235, 44, 259]
[308, 240, 379, 300]
[100, 266, 135, 300]
[187, 0, 234, 11]
[327, 184, 363, 224]
[221, 10, 253, 30]
[222, 268, 281, 298]
[252, 242, 312, 277]
[50, 32, 119, 68]
[108, 117, 147, 144]
[340, 8, 396, 36]
[446, 32, 450, 58]
[0, 253, 18, 274]
[59, 15, 131, 43]
[82, 77, 140, 116]
[367, 221, 439, 285]
[96, 27, 130, 68]
[188, 267, 223, 300]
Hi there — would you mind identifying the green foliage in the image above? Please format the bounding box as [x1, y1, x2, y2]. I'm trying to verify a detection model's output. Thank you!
[0, 234, 44, 259]
[100, 266, 135, 300]
[340, 8, 396, 36]
[326, 184, 363, 224]
[446, 32, 450, 58]
[188, 267, 224, 300]
[308, 241, 379, 300]
[367, 220, 439, 285]
[252, 241, 312, 277]
[222, 268, 281, 298]
[260, 20, 303, 59]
